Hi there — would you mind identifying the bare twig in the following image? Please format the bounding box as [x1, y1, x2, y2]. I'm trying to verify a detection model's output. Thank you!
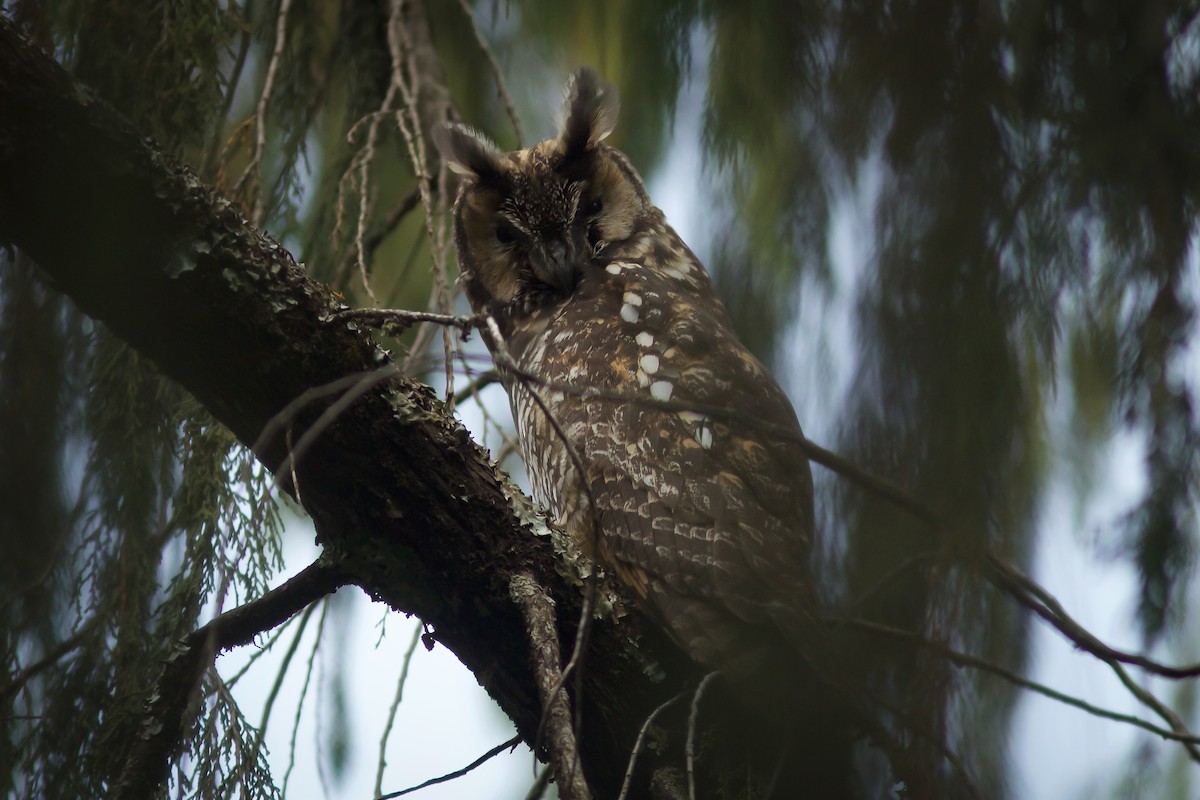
[617, 692, 686, 800]
[332, 187, 422, 288]
[260, 363, 402, 486]
[284, 424, 305, 513]
[454, 0, 524, 145]
[835, 617, 1200, 751]
[1109, 660, 1200, 760]
[376, 734, 523, 799]
[685, 671, 720, 800]
[222, 608, 303, 689]
[282, 598, 332, 796]
[451, 369, 499, 405]
[328, 307, 483, 337]
[986, 555, 1200, 680]
[234, 0, 294, 223]
[251, 362, 398, 459]
[202, 21, 252, 180]
[509, 571, 593, 800]
[844, 552, 937, 617]
[388, 0, 456, 385]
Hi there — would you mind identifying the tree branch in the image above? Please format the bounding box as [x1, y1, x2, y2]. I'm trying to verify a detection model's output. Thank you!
[111, 559, 352, 800]
[510, 572, 592, 800]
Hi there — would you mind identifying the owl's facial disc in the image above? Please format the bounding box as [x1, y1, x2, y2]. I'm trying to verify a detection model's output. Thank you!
[494, 174, 592, 302]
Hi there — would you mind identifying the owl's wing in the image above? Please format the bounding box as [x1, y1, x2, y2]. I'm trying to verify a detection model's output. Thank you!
[578, 262, 817, 663]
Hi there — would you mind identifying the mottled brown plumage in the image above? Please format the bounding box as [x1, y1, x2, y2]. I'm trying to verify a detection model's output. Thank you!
[437, 69, 816, 668]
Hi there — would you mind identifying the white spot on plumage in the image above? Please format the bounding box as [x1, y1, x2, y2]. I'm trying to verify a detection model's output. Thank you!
[696, 423, 714, 450]
[635, 331, 654, 347]
[650, 380, 673, 402]
[664, 264, 692, 281]
[637, 369, 650, 387]
[639, 354, 660, 375]
[606, 264, 624, 275]
[622, 292, 643, 306]
[620, 304, 640, 323]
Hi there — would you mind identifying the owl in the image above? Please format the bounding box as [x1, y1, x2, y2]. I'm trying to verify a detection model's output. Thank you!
[436, 69, 816, 670]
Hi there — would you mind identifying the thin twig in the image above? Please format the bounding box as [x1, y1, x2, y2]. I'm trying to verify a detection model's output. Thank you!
[332, 187, 422, 288]
[376, 734, 523, 799]
[281, 597, 332, 796]
[617, 692, 686, 800]
[223, 609, 303, 689]
[454, 0, 524, 144]
[844, 552, 937, 618]
[389, 0, 456, 383]
[202, 19, 252, 180]
[1109, 660, 1200, 761]
[285, 424, 305, 513]
[328, 307, 483, 337]
[236, 0, 294, 223]
[686, 671, 720, 800]
[251, 363, 399, 460]
[271, 364, 402, 485]
[986, 555, 1200, 679]
[834, 617, 1200, 749]
[452, 369, 499, 406]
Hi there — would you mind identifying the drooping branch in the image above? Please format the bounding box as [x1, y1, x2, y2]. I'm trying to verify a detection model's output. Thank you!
[112, 559, 352, 800]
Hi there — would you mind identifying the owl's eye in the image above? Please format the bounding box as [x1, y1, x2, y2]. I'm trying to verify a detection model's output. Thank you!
[581, 196, 603, 217]
[495, 219, 521, 245]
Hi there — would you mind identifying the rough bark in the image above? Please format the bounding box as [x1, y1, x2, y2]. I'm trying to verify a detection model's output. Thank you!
[0, 16, 697, 799]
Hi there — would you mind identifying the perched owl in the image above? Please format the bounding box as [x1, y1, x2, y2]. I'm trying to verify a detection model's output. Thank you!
[436, 69, 817, 670]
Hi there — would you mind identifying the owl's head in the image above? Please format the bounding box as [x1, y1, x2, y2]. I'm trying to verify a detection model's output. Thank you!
[435, 68, 650, 315]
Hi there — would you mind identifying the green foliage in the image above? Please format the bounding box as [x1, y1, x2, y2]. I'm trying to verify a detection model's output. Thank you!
[181, 675, 284, 800]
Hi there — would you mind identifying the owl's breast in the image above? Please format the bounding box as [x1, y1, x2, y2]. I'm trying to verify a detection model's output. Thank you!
[501, 273, 634, 539]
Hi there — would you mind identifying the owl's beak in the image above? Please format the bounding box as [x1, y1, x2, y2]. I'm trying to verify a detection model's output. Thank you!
[530, 237, 580, 294]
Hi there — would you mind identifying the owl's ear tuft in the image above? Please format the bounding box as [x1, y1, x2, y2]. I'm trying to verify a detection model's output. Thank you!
[434, 123, 505, 186]
[558, 67, 620, 160]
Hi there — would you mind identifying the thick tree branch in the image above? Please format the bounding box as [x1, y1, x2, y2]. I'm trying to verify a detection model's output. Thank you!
[0, 15, 694, 799]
